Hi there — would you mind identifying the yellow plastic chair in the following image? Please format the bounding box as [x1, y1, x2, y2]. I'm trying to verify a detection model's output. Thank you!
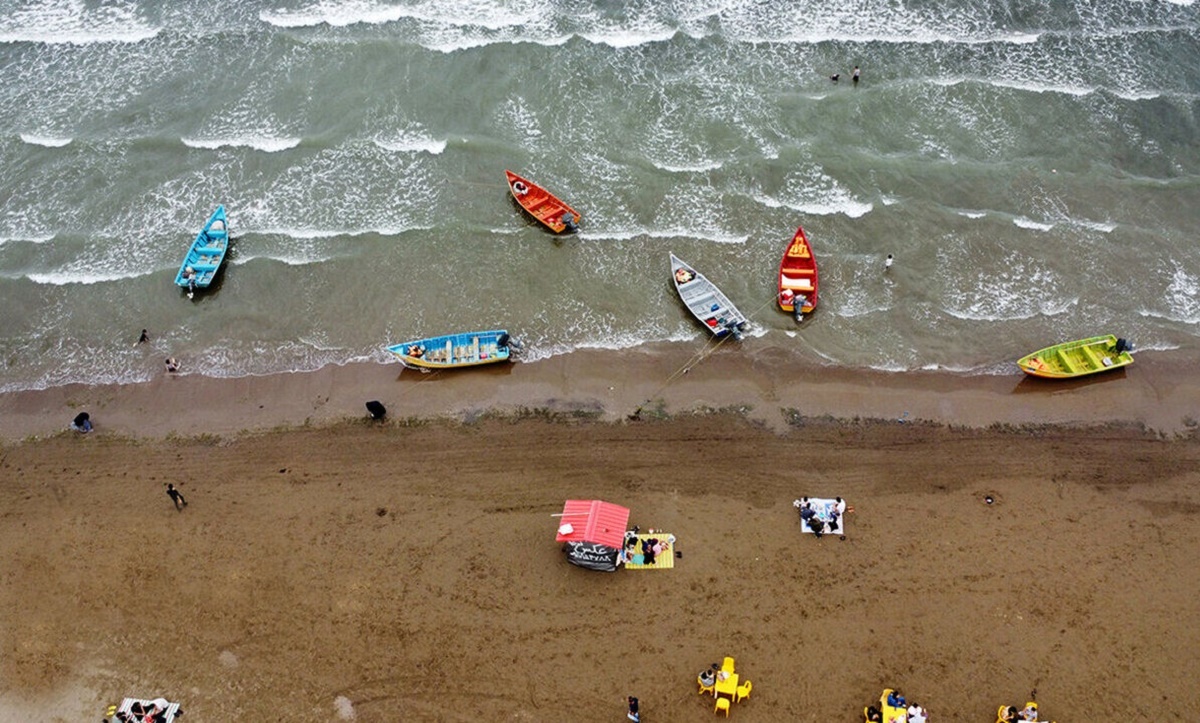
[698, 675, 715, 696]
[721, 656, 736, 673]
[736, 680, 752, 703]
[715, 697, 731, 717]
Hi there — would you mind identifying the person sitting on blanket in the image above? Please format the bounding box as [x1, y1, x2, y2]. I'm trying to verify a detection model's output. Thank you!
[809, 516, 826, 538]
[641, 538, 658, 565]
[907, 702, 928, 723]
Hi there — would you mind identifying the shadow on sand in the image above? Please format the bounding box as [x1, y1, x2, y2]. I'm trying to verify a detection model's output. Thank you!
[1010, 368, 1128, 395]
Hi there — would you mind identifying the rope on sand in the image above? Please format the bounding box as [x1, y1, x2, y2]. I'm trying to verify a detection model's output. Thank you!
[630, 293, 780, 420]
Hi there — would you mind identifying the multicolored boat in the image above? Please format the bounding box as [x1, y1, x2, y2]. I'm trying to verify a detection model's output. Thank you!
[174, 206, 229, 299]
[1017, 335, 1133, 379]
[670, 253, 748, 340]
[777, 226, 818, 322]
[386, 330, 518, 370]
[505, 170, 580, 234]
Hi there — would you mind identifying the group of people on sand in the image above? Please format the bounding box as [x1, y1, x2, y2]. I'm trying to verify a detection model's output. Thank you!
[999, 701, 1041, 721]
[698, 662, 732, 688]
[796, 496, 846, 538]
[621, 527, 668, 566]
[865, 689, 927, 723]
[107, 698, 179, 723]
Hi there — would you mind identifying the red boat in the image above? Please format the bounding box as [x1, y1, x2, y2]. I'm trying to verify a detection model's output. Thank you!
[505, 170, 581, 234]
[777, 227, 819, 322]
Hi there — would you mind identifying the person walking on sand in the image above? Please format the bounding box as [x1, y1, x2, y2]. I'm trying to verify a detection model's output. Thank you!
[853, 66, 861, 86]
[167, 483, 187, 511]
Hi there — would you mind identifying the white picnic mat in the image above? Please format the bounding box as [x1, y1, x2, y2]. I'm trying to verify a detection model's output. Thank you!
[794, 497, 847, 535]
[115, 698, 182, 722]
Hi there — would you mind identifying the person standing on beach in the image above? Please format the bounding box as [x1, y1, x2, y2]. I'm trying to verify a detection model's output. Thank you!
[166, 483, 187, 511]
[626, 695, 640, 722]
[885, 254, 894, 272]
[853, 66, 861, 86]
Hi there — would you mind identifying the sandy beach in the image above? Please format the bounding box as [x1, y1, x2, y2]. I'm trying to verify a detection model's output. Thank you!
[2, 345, 1200, 721]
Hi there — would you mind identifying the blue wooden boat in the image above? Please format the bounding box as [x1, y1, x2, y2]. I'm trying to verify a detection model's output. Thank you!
[174, 206, 229, 298]
[386, 330, 518, 370]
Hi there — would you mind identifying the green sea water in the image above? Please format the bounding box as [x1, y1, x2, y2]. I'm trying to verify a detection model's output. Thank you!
[1, 0, 1198, 391]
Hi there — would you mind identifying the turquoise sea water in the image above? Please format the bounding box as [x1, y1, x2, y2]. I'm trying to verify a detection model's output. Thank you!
[1, 0, 1198, 391]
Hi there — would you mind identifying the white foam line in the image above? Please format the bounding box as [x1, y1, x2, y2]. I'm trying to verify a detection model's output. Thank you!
[24, 269, 146, 286]
[247, 225, 430, 239]
[0, 233, 55, 246]
[372, 138, 447, 155]
[19, 133, 73, 148]
[182, 137, 301, 152]
[1012, 217, 1054, 231]
[232, 252, 336, 267]
[649, 159, 723, 173]
[0, 27, 159, 45]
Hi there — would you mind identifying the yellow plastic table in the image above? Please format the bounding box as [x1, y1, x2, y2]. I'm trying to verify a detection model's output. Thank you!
[715, 672, 740, 700]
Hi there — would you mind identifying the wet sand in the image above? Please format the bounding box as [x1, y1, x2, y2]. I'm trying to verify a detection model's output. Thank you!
[2, 346, 1199, 721]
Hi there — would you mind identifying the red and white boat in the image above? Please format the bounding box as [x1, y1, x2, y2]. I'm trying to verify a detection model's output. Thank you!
[777, 226, 819, 322]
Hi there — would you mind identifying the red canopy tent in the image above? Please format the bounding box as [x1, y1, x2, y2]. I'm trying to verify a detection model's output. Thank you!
[555, 500, 630, 571]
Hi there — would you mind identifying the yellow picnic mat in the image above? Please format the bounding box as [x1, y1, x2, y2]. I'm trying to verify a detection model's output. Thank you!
[624, 533, 675, 570]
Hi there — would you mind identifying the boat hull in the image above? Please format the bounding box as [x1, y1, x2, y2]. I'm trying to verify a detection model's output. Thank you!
[505, 170, 581, 234]
[777, 226, 819, 318]
[669, 253, 748, 338]
[386, 330, 514, 369]
[1017, 335, 1133, 379]
[174, 206, 228, 293]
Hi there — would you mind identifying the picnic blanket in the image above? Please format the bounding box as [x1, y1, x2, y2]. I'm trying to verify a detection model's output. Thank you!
[795, 497, 847, 536]
[110, 697, 182, 722]
[622, 533, 675, 570]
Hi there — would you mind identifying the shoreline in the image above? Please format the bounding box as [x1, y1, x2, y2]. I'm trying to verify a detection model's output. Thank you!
[2, 343, 1199, 441]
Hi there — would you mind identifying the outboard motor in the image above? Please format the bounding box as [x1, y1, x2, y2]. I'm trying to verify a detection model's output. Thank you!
[1115, 338, 1132, 354]
[498, 333, 522, 353]
[562, 214, 579, 233]
[794, 295, 807, 323]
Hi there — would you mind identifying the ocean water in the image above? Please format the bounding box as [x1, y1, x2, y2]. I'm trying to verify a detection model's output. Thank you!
[1, 0, 1198, 392]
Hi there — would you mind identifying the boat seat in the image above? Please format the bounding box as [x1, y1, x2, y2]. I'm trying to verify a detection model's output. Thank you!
[1057, 350, 1080, 374]
[781, 274, 814, 290]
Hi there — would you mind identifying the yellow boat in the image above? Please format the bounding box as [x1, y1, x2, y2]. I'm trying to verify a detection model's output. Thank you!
[1017, 335, 1132, 379]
